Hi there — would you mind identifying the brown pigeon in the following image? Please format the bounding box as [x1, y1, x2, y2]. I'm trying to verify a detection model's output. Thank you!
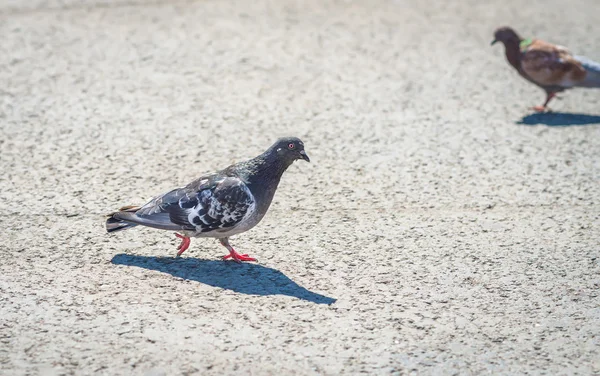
[492, 26, 600, 112]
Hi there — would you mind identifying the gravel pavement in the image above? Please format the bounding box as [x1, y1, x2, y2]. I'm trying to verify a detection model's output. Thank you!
[1, 0, 599, 374]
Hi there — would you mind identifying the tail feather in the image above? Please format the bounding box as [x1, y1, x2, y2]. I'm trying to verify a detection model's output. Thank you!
[105, 205, 185, 233]
[106, 206, 140, 233]
[575, 55, 600, 88]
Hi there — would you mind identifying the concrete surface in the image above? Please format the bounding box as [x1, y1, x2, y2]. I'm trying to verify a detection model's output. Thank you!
[1, 0, 599, 374]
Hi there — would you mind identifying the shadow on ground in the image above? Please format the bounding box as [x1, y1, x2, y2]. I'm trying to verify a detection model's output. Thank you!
[517, 112, 600, 126]
[111, 254, 336, 305]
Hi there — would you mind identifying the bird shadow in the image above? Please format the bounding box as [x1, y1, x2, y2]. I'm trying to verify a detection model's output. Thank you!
[111, 254, 336, 305]
[517, 112, 600, 126]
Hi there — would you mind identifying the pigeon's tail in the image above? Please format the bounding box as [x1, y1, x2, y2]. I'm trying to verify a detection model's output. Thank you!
[575, 55, 600, 88]
[106, 205, 140, 233]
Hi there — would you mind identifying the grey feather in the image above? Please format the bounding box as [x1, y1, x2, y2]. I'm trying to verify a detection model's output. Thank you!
[575, 55, 600, 88]
[105, 137, 309, 241]
[113, 211, 188, 231]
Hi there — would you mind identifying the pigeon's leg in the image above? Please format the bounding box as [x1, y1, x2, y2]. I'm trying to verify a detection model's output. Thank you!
[532, 92, 557, 112]
[219, 238, 256, 262]
[175, 233, 191, 257]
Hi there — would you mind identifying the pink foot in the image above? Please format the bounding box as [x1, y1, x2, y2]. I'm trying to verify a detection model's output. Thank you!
[175, 234, 191, 257]
[222, 249, 257, 262]
[532, 105, 547, 113]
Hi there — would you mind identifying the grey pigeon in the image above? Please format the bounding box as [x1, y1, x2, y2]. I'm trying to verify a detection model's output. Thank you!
[106, 137, 310, 262]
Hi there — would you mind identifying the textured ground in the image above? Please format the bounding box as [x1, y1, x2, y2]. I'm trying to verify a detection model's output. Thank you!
[1, 0, 600, 374]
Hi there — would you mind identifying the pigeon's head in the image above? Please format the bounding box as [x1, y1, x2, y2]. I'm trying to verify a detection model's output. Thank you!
[271, 137, 310, 163]
[491, 27, 521, 46]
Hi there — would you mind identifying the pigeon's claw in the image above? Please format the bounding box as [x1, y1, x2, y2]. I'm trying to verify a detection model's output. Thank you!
[175, 233, 191, 257]
[219, 237, 257, 262]
[222, 250, 257, 262]
[222, 253, 250, 259]
[532, 92, 557, 113]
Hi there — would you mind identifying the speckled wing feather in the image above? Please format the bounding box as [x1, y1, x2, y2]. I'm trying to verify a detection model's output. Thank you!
[132, 174, 256, 234]
[520, 39, 587, 88]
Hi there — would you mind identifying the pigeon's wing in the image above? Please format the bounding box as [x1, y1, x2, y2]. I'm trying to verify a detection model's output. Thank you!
[184, 176, 256, 234]
[131, 174, 255, 234]
[108, 174, 218, 232]
[520, 39, 587, 88]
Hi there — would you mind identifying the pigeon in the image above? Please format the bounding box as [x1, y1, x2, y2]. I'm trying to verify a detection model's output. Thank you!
[491, 26, 600, 112]
[106, 137, 310, 262]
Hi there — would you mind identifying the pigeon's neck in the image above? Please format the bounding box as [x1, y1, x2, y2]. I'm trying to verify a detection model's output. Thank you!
[503, 40, 522, 71]
[247, 153, 292, 185]
[237, 150, 293, 213]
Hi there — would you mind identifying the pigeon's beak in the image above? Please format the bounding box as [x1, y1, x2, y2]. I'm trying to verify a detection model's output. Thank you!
[299, 150, 310, 162]
[491, 39, 498, 46]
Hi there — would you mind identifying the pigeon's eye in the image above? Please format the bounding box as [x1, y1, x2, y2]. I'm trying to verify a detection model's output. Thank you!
[288, 143, 295, 149]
